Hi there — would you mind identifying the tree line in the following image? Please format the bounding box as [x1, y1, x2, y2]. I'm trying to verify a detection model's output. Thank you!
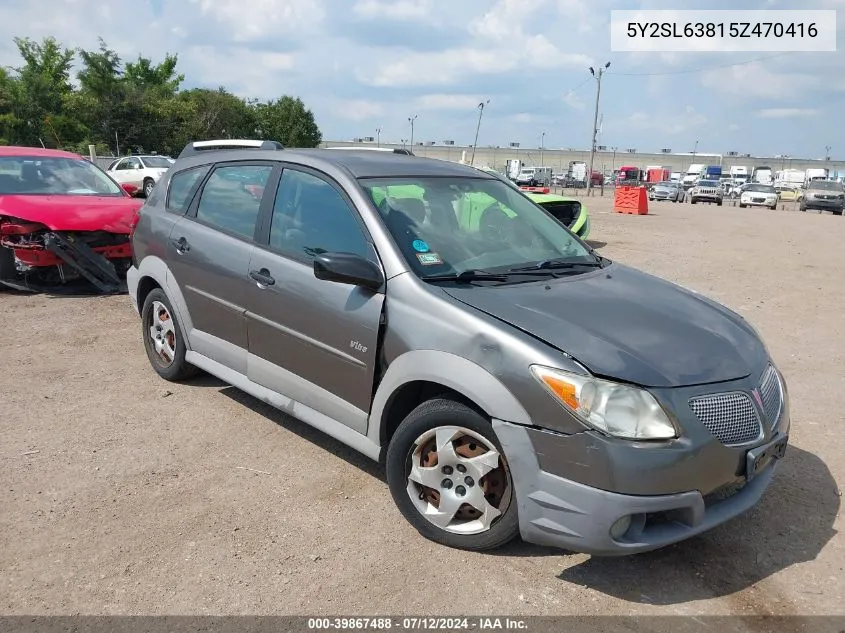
[0, 36, 322, 157]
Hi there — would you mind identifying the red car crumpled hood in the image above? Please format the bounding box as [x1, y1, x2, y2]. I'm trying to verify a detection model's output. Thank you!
[0, 194, 144, 234]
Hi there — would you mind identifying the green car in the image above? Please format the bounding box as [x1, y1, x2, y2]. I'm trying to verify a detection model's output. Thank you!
[523, 191, 590, 240]
[473, 167, 591, 240]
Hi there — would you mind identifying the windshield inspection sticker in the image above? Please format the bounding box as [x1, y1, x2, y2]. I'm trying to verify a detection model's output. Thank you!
[412, 239, 430, 253]
[416, 252, 443, 265]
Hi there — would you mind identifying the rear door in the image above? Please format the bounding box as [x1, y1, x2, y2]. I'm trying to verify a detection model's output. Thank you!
[166, 161, 278, 374]
[244, 165, 384, 433]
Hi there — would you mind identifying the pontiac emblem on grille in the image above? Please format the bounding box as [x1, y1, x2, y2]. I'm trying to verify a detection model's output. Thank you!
[751, 388, 764, 409]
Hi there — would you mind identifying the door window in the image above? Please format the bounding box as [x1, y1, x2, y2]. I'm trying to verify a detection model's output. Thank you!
[166, 166, 209, 214]
[269, 168, 370, 261]
[195, 164, 273, 240]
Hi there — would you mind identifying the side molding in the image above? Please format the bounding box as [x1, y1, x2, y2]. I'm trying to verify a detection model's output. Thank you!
[367, 350, 533, 445]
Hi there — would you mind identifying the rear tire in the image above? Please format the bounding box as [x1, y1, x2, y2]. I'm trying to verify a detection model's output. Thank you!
[0, 246, 16, 286]
[739, 203, 746, 208]
[386, 398, 519, 551]
[141, 288, 199, 381]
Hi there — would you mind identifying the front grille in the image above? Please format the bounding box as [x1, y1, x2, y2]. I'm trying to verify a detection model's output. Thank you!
[758, 364, 783, 428]
[689, 392, 762, 446]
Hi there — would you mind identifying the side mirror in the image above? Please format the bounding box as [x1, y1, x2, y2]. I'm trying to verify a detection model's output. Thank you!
[121, 183, 139, 196]
[313, 252, 384, 291]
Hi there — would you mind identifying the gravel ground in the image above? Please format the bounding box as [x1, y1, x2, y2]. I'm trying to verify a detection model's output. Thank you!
[0, 196, 842, 616]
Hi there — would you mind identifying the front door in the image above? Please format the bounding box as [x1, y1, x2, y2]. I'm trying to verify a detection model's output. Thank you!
[245, 166, 384, 433]
[166, 161, 276, 374]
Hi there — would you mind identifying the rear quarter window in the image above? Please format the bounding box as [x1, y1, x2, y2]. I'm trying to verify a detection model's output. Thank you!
[166, 165, 210, 214]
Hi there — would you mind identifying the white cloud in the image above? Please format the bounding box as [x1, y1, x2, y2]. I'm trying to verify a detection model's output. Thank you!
[181, 46, 296, 97]
[700, 61, 819, 99]
[332, 99, 385, 121]
[757, 108, 821, 119]
[562, 91, 585, 110]
[415, 94, 485, 110]
[352, 0, 432, 19]
[189, 0, 323, 41]
[470, 0, 547, 38]
[365, 39, 591, 87]
[628, 106, 707, 135]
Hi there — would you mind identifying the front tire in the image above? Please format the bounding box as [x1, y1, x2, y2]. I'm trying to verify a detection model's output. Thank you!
[691, 198, 697, 204]
[386, 399, 519, 551]
[141, 288, 198, 381]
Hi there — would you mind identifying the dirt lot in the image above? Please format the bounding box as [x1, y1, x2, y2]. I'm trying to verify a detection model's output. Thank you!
[1, 196, 843, 616]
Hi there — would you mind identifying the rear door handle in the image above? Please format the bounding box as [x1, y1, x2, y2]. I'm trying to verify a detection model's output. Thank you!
[249, 268, 275, 286]
[172, 237, 190, 253]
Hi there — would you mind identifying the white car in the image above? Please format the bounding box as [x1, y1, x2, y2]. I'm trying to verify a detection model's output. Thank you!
[739, 183, 779, 210]
[106, 155, 174, 197]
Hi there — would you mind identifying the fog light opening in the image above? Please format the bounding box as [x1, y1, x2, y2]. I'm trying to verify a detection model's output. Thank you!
[610, 515, 632, 540]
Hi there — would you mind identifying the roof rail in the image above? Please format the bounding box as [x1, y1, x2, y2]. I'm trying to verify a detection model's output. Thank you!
[325, 146, 416, 156]
[178, 139, 284, 159]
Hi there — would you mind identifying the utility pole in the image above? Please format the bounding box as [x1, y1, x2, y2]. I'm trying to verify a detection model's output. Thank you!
[586, 62, 610, 196]
[540, 131, 545, 168]
[611, 146, 618, 173]
[376, 126, 382, 147]
[825, 145, 831, 161]
[408, 115, 418, 148]
[471, 99, 489, 166]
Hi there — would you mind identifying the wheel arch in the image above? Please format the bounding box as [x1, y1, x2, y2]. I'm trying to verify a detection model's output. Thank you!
[134, 255, 195, 350]
[368, 350, 533, 458]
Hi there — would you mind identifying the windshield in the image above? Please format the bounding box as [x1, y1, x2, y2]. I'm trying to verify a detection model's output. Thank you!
[698, 180, 719, 187]
[810, 180, 844, 192]
[358, 177, 595, 279]
[746, 184, 776, 193]
[0, 156, 124, 196]
[657, 181, 675, 187]
[142, 156, 173, 168]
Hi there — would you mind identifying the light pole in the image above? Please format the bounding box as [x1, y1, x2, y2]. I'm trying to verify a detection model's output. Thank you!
[401, 138, 407, 150]
[540, 131, 545, 168]
[611, 146, 618, 174]
[692, 139, 699, 162]
[376, 126, 382, 147]
[586, 62, 610, 196]
[825, 145, 831, 161]
[408, 115, 418, 148]
[471, 99, 489, 166]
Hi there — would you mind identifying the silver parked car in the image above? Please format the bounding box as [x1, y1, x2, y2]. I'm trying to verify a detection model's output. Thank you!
[127, 140, 789, 556]
[648, 181, 684, 202]
[689, 179, 724, 206]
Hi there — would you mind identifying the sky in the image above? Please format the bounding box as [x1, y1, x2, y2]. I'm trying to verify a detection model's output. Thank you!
[0, 0, 843, 159]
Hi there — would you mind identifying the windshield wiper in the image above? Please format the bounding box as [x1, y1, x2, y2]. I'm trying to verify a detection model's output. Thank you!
[508, 257, 605, 272]
[422, 269, 509, 283]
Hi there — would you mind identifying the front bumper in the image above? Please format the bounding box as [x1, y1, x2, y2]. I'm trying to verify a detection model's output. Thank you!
[742, 198, 777, 207]
[494, 419, 786, 556]
[803, 198, 844, 210]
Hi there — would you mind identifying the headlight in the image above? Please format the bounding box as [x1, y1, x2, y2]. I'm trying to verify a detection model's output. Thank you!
[530, 365, 677, 440]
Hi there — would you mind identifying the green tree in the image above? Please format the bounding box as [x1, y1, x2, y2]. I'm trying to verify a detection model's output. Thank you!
[252, 96, 322, 148]
[1, 35, 324, 155]
[9, 36, 75, 146]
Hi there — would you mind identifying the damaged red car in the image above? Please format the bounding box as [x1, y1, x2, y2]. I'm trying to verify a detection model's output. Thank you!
[0, 146, 143, 293]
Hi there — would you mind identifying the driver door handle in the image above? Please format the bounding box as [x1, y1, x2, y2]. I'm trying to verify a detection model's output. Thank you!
[172, 236, 190, 253]
[249, 268, 275, 286]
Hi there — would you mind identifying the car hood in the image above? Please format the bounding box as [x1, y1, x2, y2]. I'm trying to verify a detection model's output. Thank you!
[441, 263, 767, 387]
[0, 194, 143, 233]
